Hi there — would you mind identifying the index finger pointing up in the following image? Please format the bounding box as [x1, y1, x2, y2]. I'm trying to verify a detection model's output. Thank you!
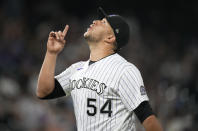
[63, 25, 69, 37]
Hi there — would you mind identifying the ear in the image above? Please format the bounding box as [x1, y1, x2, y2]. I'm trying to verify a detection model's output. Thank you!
[104, 35, 116, 44]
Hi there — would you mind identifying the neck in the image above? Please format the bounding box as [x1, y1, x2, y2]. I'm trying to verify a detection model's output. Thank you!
[88, 41, 115, 61]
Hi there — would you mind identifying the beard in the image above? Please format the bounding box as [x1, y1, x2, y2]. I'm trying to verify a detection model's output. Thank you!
[84, 30, 101, 43]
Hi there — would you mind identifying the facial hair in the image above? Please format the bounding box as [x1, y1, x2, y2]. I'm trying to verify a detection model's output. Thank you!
[84, 30, 102, 43]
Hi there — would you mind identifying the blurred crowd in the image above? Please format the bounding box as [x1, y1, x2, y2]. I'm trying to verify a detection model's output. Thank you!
[0, 0, 197, 131]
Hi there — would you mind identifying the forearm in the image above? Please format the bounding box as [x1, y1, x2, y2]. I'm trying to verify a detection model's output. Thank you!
[143, 115, 163, 131]
[37, 51, 57, 98]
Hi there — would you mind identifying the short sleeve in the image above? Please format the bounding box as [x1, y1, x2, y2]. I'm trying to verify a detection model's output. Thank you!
[55, 65, 74, 96]
[118, 65, 149, 111]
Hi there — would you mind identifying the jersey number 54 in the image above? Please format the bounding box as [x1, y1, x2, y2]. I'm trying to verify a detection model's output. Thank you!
[87, 98, 112, 117]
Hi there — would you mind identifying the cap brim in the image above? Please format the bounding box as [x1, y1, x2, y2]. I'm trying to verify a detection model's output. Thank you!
[97, 7, 108, 20]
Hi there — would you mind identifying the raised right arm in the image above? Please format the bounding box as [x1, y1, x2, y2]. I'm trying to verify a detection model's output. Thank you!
[36, 25, 69, 98]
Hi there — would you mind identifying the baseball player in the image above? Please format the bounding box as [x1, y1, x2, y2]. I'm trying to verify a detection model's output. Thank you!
[37, 7, 163, 131]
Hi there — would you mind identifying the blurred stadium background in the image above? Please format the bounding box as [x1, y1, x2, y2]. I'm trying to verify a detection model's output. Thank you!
[0, 0, 198, 131]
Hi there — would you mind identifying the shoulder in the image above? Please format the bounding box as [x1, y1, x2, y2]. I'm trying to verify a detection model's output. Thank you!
[58, 61, 87, 75]
[113, 54, 141, 75]
[123, 62, 141, 76]
[70, 61, 86, 69]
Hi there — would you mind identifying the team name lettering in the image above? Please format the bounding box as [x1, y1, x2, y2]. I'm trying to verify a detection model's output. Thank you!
[69, 77, 107, 95]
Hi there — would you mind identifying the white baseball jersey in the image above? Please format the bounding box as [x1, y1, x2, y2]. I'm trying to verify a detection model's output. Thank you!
[55, 53, 149, 131]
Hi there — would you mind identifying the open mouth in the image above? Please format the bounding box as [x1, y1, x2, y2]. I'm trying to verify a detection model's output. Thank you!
[87, 24, 94, 31]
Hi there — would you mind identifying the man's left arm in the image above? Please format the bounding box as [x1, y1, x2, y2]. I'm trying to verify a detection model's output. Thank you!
[134, 101, 163, 131]
[118, 66, 163, 130]
[142, 115, 163, 131]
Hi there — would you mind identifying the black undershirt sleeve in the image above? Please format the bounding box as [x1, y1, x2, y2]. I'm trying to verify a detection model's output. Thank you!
[38, 79, 66, 100]
[134, 101, 154, 123]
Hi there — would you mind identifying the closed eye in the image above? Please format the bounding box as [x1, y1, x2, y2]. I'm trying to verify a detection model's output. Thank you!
[102, 19, 106, 23]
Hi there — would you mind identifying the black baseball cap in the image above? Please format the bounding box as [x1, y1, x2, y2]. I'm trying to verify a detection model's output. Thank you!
[97, 7, 130, 51]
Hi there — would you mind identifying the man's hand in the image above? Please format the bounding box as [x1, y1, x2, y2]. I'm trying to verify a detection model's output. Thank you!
[47, 25, 69, 54]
